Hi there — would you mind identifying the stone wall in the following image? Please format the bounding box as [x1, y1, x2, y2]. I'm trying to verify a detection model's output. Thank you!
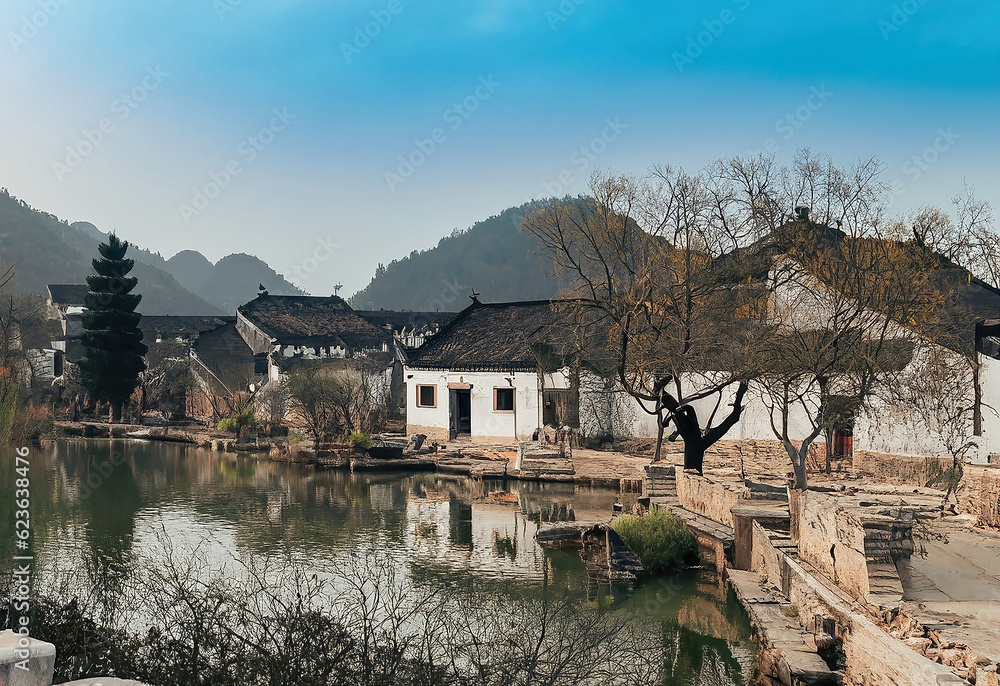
[405, 424, 450, 444]
[791, 490, 872, 604]
[675, 470, 751, 527]
[853, 450, 951, 487]
[749, 523, 964, 686]
[960, 465, 1000, 529]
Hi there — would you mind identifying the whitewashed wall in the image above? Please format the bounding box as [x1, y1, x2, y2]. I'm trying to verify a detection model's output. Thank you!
[580, 373, 815, 443]
[405, 368, 540, 442]
[977, 355, 1000, 461]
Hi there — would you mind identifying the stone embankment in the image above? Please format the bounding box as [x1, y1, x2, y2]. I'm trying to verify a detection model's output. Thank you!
[646, 445, 1000, 686]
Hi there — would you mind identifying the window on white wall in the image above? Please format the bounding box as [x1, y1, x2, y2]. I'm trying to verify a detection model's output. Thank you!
[417, 385, 437, 408]
[494, 387, 514, 412]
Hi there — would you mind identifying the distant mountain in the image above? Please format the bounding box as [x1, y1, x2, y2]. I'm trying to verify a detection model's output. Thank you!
[349, 200, 570, 311]
[71, 220, 303, 312]
[0, 190, 221, 315]
[163, 251, 304, 313]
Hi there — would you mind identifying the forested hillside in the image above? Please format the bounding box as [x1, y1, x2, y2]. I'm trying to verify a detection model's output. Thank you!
[0, 190, 221, 315]
[349, 200, 572, 311]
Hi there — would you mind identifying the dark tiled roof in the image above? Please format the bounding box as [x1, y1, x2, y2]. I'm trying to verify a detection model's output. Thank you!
[47, 284, 89, 306]
[407, 300, 593, 371]
[238, 294, 389, 350]
[139, 316, 235, 342]
[356, 310, 456, 333]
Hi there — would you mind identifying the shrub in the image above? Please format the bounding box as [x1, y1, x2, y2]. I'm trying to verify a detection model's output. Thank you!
[217, 407, 257, 435]
[347, 430, 372, 450]
[612, 508, 697, 575]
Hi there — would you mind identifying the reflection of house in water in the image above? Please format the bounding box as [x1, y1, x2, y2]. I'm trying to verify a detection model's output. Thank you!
[401, 479, 638, 582]
[405, 494, 551, 581]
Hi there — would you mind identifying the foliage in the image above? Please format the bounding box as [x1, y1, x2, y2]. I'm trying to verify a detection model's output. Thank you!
[217, 406, 258, 434]
[523, 164, 768, 471]
[79, 233, 149, 422]
[752, 168, 964, 488]
[286, 362, 387, 450]
[0, 368, 17, 445]
[4, 544, 672, 686]
[139, 337, 194, 420]
[612, 509, 697, 575]
[347, 430, 372, 450]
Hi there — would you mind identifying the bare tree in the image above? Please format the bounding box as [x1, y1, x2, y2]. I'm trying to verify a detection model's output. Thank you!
[755, 206, 950, 489]
[523, 161, 773, 471]
[286, 361, 388, 450]
[889, 343, 981, 503]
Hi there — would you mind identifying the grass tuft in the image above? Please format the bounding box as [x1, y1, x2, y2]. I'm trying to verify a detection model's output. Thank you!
[612, 508, 697, 575]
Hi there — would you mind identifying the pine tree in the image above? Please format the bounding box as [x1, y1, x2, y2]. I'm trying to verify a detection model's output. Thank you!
[80, 233, 148, 422]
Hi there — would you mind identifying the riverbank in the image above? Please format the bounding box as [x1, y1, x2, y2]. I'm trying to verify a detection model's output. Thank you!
[650, 440, 1000, 686]
[49, 421, 651, 490]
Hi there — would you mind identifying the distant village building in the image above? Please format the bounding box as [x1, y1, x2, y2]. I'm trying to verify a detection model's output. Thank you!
[46, 284, 89, 369]
[356, 310, 456, 350]
[235, 294, 395, 381]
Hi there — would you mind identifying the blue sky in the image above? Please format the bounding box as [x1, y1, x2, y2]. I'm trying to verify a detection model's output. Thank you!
[1, 0, 998, 295]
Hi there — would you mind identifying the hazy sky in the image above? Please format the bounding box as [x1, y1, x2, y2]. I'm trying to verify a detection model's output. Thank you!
[1, 1, 998, 295]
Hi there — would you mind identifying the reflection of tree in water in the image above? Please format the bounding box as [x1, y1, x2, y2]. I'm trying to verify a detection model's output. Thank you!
[618, 572, 755, 686]
[492, 531, 518, 561]
[42, 442, 145, 616]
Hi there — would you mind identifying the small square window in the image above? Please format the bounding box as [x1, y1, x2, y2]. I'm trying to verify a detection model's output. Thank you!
[417, 385, 437, 408]
[494, 387, 514, 412]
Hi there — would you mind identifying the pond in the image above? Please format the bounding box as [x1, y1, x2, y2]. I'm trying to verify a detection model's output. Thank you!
[1, 440, 757, 685]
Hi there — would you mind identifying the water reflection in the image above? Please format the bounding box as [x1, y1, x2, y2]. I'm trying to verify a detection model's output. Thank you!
[0, 441, 756, 685]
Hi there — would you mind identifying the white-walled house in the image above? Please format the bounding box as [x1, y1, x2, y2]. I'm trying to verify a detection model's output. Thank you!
[403, 251, 1000, 463]
[404, 300, 581, 444]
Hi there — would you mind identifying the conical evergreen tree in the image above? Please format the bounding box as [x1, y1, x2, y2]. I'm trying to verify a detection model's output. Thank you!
[80, 233, 148, 422]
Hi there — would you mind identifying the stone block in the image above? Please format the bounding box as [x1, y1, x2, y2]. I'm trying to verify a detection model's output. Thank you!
[0, 630, 56, 686]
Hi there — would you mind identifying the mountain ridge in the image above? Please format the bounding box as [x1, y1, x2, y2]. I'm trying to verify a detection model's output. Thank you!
[349, 200, 572, 311]
[0, 190, 302, 315]
[0, 190, 221, 315]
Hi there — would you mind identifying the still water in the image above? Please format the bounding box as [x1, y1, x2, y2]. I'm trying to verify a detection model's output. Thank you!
[2, 440, 757, 684]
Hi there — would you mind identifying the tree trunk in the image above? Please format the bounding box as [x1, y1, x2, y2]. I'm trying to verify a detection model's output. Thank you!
[792, 457, 808, 490]
[652, 407, 665, 463]
[111, 401, 123, 424]
[656, 380, 749, 475]
[684, 439, 707, 473]
[824, 428, 833, 475]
